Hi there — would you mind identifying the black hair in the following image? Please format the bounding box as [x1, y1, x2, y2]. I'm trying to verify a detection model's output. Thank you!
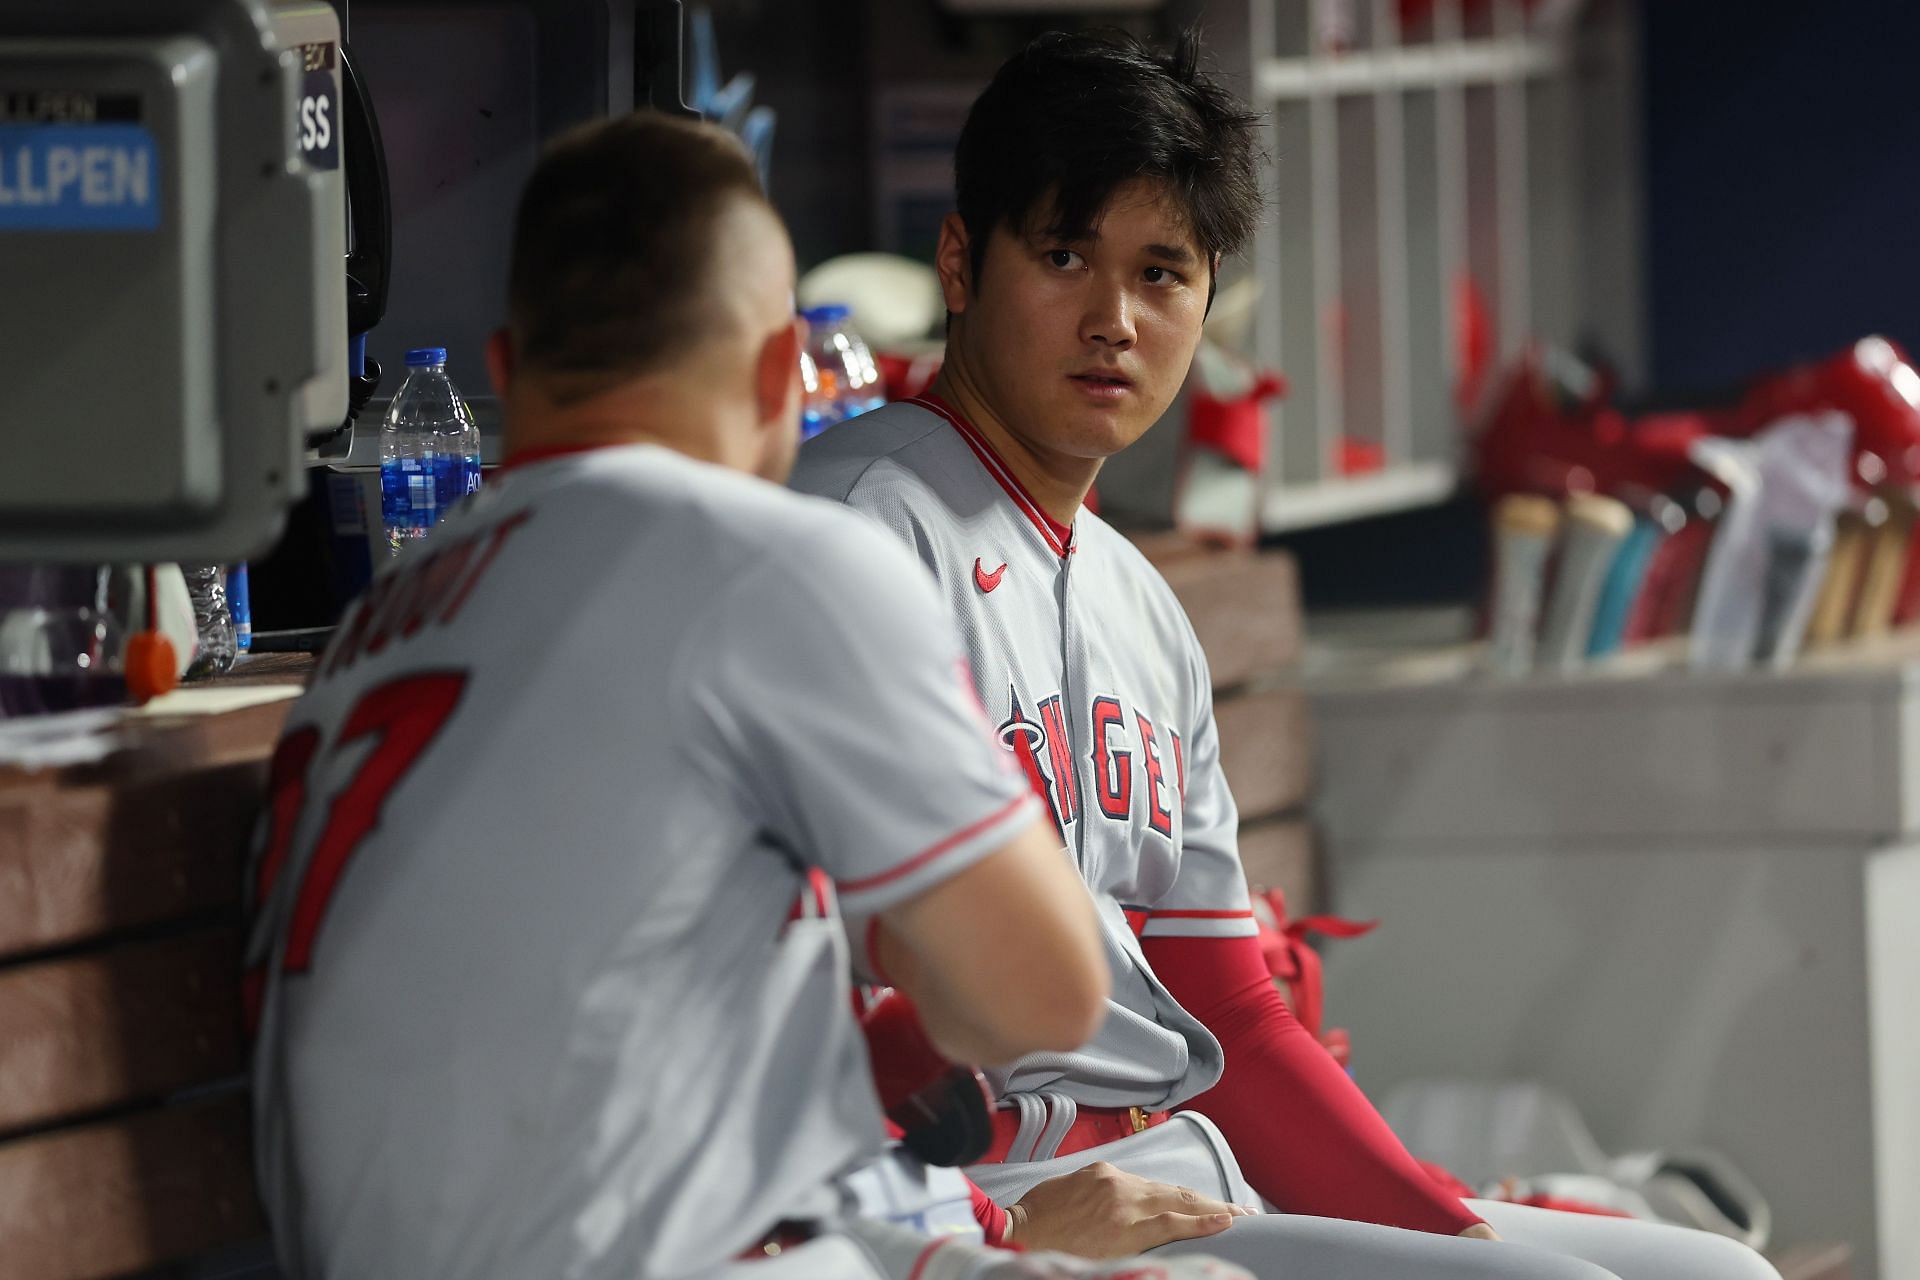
[508, 112, 768, 406]
[953, 28, 1264, 296]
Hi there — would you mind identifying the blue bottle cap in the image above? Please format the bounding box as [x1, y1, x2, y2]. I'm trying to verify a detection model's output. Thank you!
[405, 347, 449, 368]
[800, 304, 850, 325]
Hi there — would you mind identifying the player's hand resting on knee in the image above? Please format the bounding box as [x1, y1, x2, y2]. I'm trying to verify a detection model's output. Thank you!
[1004, 1161, 1251, 1258]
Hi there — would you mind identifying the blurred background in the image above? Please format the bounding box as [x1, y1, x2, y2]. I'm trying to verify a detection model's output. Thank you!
[618, 7, 1920, 1279]
[1, 3, 1915, 1278]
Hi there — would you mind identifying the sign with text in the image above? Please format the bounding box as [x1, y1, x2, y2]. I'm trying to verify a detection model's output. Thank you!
[298, 42, 339, 171]
[0, 120, 160, 231]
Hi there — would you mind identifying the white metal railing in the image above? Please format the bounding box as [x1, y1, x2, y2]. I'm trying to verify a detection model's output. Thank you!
[1223, 0, 1635, 534]
[1256, 36, 1566, 100]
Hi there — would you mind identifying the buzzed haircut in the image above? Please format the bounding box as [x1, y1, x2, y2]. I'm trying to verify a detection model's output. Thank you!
[507, 112, 769, 405]
[954, 29, 1264, 301]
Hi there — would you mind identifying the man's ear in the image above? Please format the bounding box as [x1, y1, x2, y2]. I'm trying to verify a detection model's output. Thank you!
[485, 328, 515, 401]
[755, 315, 807, 426]
[935, 213, 974, 316]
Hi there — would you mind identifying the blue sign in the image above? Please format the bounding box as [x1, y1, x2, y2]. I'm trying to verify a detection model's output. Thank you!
[300, 63, 339, 172]
[0, 124, 160, 231]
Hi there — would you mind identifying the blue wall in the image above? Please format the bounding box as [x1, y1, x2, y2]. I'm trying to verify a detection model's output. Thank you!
[1644, 2, 1920, 392]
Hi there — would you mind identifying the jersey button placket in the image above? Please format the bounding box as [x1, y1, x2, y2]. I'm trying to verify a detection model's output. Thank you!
[1056, 548, 1093, 880]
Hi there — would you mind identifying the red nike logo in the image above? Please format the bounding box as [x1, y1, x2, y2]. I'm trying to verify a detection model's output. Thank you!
[974, 558, 1008, 593]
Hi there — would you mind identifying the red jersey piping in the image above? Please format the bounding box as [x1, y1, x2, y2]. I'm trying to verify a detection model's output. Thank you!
[1152, 908, 1257, 920]
[837, 794, 1033, 895]
[906, 1239, 951, 1280]
[497, 441, 626, 474]
[907, 393, 1074, 558]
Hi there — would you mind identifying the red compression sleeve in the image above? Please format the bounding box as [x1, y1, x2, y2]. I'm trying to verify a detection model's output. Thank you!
[971, 1180, 1012, 1246]
[1144, 932, 1484, 1236]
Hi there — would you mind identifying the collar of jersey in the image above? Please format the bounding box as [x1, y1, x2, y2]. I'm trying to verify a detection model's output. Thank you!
[498, 440, 647, 474]
[908, 392, 1076, 558]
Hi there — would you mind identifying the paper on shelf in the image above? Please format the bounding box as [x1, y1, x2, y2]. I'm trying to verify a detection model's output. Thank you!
[132, 684, 305, 718]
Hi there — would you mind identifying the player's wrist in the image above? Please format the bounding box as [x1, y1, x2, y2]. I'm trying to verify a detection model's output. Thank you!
[1003, 1201, 1027, 1243]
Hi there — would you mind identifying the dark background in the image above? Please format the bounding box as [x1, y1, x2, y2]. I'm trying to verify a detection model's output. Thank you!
[1642, 1, 1920, 394]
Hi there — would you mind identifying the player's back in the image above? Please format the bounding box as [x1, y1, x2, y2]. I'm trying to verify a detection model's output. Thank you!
[248, 446, 885, 1280]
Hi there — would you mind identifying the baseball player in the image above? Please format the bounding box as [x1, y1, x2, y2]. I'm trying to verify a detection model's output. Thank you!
[795, 29, 1779, 1280]
[242, 112, 1257, 1280]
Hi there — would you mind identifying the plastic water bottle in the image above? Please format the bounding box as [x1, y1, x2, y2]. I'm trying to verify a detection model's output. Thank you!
[799, 305, 886, 439]
[381, 347, 482, 556]
[183, 564, 235, 678]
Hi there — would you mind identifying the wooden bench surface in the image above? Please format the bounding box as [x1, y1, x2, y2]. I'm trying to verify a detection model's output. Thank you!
[1134, 533, 1304, 689]
[0, 668, 300, 1280]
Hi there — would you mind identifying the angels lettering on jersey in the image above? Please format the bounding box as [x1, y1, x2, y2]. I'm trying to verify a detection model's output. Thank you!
[997, 684, 1184, 839]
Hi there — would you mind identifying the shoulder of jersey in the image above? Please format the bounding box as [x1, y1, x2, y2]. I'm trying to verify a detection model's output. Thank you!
[789, 400, 956, 503]
[1078, 510, 1196, 629]
[537, 442, 885, 560]
[1075, 507, 1153, 575]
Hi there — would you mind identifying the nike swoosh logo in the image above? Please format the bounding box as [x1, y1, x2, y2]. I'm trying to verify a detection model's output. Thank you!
[974, 558, 1008, 593]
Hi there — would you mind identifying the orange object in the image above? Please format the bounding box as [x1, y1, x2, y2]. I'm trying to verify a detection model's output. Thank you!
[124, 631, 179, 703]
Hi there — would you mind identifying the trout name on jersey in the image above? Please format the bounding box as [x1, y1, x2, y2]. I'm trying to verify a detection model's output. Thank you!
[321, 511, 531, 680]
[998, 685, 1183, 837]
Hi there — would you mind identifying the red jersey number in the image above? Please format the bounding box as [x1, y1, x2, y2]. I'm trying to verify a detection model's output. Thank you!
[253, 672, 469, 974]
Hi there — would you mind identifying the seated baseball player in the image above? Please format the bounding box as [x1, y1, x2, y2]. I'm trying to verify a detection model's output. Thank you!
[793, 28, 1780, 1280]
[243, 112, 1258, 1280]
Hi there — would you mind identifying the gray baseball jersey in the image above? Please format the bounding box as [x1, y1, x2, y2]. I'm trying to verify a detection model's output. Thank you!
[245, 443, 1038, 1280]
[791, 395, 1257, 1113]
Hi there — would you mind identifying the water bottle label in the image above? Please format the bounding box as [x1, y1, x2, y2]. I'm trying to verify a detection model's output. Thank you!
[229, 563, 252, 653]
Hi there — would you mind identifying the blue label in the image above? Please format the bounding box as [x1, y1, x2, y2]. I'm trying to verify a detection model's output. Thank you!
[228, 562, 251, 653]
[0, 124, 160, 231]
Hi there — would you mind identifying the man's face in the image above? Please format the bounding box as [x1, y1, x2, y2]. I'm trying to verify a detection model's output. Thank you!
[945, 179, 1211, 462]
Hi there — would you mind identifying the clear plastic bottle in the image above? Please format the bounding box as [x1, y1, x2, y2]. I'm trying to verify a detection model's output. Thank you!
[380, 347, 482, 556]
[183, 564, 235, 677]
[799, 305, 886, 439]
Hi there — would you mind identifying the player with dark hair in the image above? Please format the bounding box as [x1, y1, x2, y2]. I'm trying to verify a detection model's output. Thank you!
[797, 28, 1779, 1280]
[952, 28, 1260, 319]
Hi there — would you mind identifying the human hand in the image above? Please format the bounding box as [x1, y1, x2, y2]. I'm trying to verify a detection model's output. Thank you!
[1006, 1161, 1252, 1258]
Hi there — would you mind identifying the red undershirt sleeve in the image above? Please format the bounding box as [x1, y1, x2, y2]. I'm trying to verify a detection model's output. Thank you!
[1144, 931, 1485, 1236]
[972, 1181, 1011, 1246]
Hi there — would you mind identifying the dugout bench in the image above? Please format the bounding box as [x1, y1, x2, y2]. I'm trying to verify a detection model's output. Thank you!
[0, 543, 1313, 1278]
